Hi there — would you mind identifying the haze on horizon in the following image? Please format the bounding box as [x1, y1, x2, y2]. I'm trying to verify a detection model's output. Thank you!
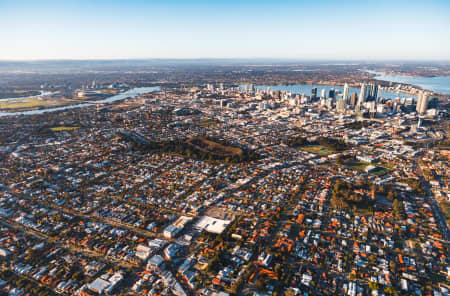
[1, 0, 450, 61]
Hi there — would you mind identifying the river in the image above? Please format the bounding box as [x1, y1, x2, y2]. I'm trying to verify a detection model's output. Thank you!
[367, 70, 450, 94]
[0, 87, 160, 118]
[0, 90, 56, 102]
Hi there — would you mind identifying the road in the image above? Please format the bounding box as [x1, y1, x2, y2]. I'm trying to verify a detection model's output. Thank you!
[415, 157, 449, 241]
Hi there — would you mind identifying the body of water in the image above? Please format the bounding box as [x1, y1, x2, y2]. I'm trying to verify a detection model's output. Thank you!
[0, 90, 56, 102]
[0, 86, 160, 118]
[246, 84, 415, 100]
[367, 70, 450, 95]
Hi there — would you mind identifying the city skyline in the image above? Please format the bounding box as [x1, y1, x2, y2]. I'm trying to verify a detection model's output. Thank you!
[1, 0, 450, 60]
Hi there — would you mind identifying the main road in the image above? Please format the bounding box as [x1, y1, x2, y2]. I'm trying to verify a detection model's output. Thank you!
[415, 157, 449, 241]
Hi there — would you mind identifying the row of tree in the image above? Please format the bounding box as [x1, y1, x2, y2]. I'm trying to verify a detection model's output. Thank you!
[286, 136, 349, 152]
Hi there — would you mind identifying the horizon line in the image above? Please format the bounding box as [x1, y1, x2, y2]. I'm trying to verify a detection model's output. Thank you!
[1, 57, 450, 63]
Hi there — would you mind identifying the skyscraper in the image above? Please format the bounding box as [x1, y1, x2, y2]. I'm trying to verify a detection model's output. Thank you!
[358, 83, 367, 105]
[328, 89, 335, 99]
[343, 83, 349, 103]
[372, 84, 378, 101]
[369, 101, 376, 117]
[416, 92, 428, 114]
[311, 87, 318, 99]
[349, 93, 358, 106]
[336, 94, 346, 113]
[367, 83, 378, 101]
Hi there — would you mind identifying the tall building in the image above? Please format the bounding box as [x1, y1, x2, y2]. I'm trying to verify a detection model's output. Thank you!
[372, 84, 378, 101]
[343, 83, 349, 103]
[367, 83, 378, 101]
[336, 94, 346, 113]
[349, 93, 358, 106]
[336, 99, 346, 113]
[416, 92, 428, 114]
[311, 87, 318, 99]
[328, 89, 335, 99]
[321, 89, 326, 99]
[358, 83, 367, 105]
[369, 101, 377, 117]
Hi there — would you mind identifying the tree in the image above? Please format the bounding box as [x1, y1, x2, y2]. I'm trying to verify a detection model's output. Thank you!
[387, 191, 395, 201]
[255, 278, 265, 291]
[384, 286, 397, 295]
[231, 278, 244, 295]
[369, 281, 379, 290]
[392, 199, 405, 220]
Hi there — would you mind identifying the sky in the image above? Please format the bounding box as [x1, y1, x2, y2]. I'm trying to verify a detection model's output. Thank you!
[1, 0, 450, 60]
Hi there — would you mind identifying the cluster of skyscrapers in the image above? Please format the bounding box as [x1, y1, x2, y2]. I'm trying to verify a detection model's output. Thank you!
[329, 83, 379, 113]
[240, 82, 429, 117]
[357, 83, 379, 106]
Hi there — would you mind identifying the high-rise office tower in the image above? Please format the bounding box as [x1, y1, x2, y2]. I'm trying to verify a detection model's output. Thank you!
[358, 83, 367, 105]
[343, 83, 349, 103]
[366, 84, 373, 99]
[369, 101, 376, 116]
[328, 89, 335, 99]
[349, 93, 358, 106]
[326, 97, 333, 109]
[311, 87, 318, 99]
[367, 83, 378, 101]
[336, 98, 346, 113]
[321, 89, 326, 99]
[372, 85, 378, 101]
[416, 92, 428, 114]
[336, 94, 346, 113]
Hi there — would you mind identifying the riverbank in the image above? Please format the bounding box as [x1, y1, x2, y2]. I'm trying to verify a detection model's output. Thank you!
[0, 90, 42, 100]
[366, 70, 450, 95]
[0, 87, 160, 117]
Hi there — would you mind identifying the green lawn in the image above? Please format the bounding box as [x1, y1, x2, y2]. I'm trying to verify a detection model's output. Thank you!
[343, 160, 369, 171]
[50, 126, 80, 132]
[198, 120, 218, 127]
[301, 145, 334, 156]
[370, 166, 391, 176]
[0, 98, 49, 109]
[343, 160, 391, 176]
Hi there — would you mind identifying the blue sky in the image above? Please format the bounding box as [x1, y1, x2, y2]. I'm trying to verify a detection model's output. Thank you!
[1, 0, 449, 60]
